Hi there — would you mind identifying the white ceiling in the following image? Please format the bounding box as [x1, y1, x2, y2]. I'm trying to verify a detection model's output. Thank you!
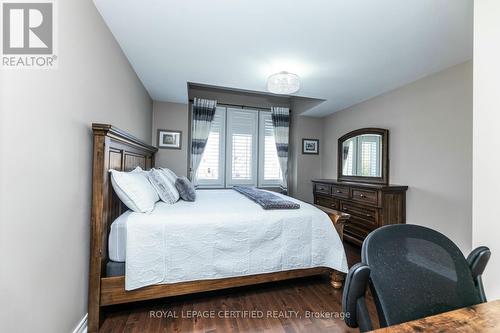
[94, 0, 472, 117]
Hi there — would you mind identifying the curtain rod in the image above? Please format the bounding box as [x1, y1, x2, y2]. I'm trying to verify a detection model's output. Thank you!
[188, 99, 291, 112]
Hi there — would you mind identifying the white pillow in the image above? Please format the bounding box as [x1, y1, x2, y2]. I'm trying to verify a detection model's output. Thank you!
[109, 168, 159, 213]
[148, 168, 180, 204]
[131, 166, 147, 175]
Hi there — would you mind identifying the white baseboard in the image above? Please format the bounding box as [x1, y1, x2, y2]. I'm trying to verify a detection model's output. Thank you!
[72, 313, 87, 333]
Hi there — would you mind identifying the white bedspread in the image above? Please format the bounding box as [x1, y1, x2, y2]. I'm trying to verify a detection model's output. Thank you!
[125, 189, 348, 290]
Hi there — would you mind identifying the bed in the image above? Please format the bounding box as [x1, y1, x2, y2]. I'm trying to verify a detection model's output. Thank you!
[88, 124, 348, 333]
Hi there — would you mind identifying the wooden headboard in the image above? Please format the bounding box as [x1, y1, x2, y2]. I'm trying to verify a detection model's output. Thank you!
[88, 124, 157, 311]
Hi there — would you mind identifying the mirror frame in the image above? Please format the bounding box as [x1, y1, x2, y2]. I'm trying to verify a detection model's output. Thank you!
[337, 128, 389, 184]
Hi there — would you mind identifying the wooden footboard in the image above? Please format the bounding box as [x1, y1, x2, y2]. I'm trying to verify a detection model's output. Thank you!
[100, 268, 342, 306]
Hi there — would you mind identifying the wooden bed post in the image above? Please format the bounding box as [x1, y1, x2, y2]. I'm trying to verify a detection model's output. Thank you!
[87, 124, 158, 333]
[314, 205, 350, 290]
[88, 130, 109, 333]
[330, 270, 345, 289]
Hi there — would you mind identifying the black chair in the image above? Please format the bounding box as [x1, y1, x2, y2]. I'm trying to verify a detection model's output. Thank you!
[343, 224, 490, 332]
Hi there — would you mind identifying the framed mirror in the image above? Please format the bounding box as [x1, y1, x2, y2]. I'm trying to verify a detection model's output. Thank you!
[337, 128, 389, 184]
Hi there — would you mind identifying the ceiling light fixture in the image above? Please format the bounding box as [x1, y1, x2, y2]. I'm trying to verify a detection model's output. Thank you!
[267, 71, 300, 95]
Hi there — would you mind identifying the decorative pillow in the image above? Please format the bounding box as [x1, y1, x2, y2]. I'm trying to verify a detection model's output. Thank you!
[148, 168, 180, 204]
[159, 168, 178, 183]
[109, 168, 159, 213]
[175, 176, 197, 202]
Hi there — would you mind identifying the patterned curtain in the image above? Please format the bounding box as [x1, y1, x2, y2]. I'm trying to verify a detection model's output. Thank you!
[271, 107, 290, 188]
[190, 98, 217, 181]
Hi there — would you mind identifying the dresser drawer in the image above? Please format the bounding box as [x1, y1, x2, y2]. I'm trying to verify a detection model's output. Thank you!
[314, 183, 331, 195]
[344, 224, 370, 240]
[352, 188, 379, 205]
[340, 202, 378, 227]
[314, 195, 339, 210]
[331, 185, 350, 199]
[348, 216, 377, 231]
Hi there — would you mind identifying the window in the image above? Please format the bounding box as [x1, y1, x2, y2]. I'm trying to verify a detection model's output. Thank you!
[195, 107, 226, 187]
[226, 108, 258, 186]
[259, 112, 283, 186]
[194, 106, 284, 188]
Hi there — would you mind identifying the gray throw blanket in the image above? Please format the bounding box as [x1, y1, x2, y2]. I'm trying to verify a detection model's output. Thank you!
[233, 186, 300, 210]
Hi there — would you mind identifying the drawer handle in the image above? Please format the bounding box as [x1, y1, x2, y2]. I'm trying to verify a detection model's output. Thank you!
[344, 207, 371, 218]
[336, 190, 342, 194]
[359, 194, 367, 198]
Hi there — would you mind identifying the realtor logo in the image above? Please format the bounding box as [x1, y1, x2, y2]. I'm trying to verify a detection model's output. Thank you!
[1, 0, 57, 69]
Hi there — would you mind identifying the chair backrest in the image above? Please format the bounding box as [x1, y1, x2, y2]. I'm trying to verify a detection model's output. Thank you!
[362, 224, 482, 327]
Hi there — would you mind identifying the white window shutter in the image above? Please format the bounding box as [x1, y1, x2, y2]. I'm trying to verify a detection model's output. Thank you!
[226, 108, 258, 186]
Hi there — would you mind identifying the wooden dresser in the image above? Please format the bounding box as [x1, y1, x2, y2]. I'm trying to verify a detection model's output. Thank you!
[312, 179, 408, 246]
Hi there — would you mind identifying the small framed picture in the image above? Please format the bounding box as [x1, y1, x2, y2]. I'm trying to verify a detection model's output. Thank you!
[302, 138, 319, 155]
[157, 129, 182, 149]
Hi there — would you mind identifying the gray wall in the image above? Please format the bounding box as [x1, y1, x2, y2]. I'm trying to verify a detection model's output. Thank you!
[473, 0, 500, 299]
[153, 101, 190, 176]
[321, 61, 472, 253]
[289, 99, 324, 203]
[0, 1, 152, 332]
